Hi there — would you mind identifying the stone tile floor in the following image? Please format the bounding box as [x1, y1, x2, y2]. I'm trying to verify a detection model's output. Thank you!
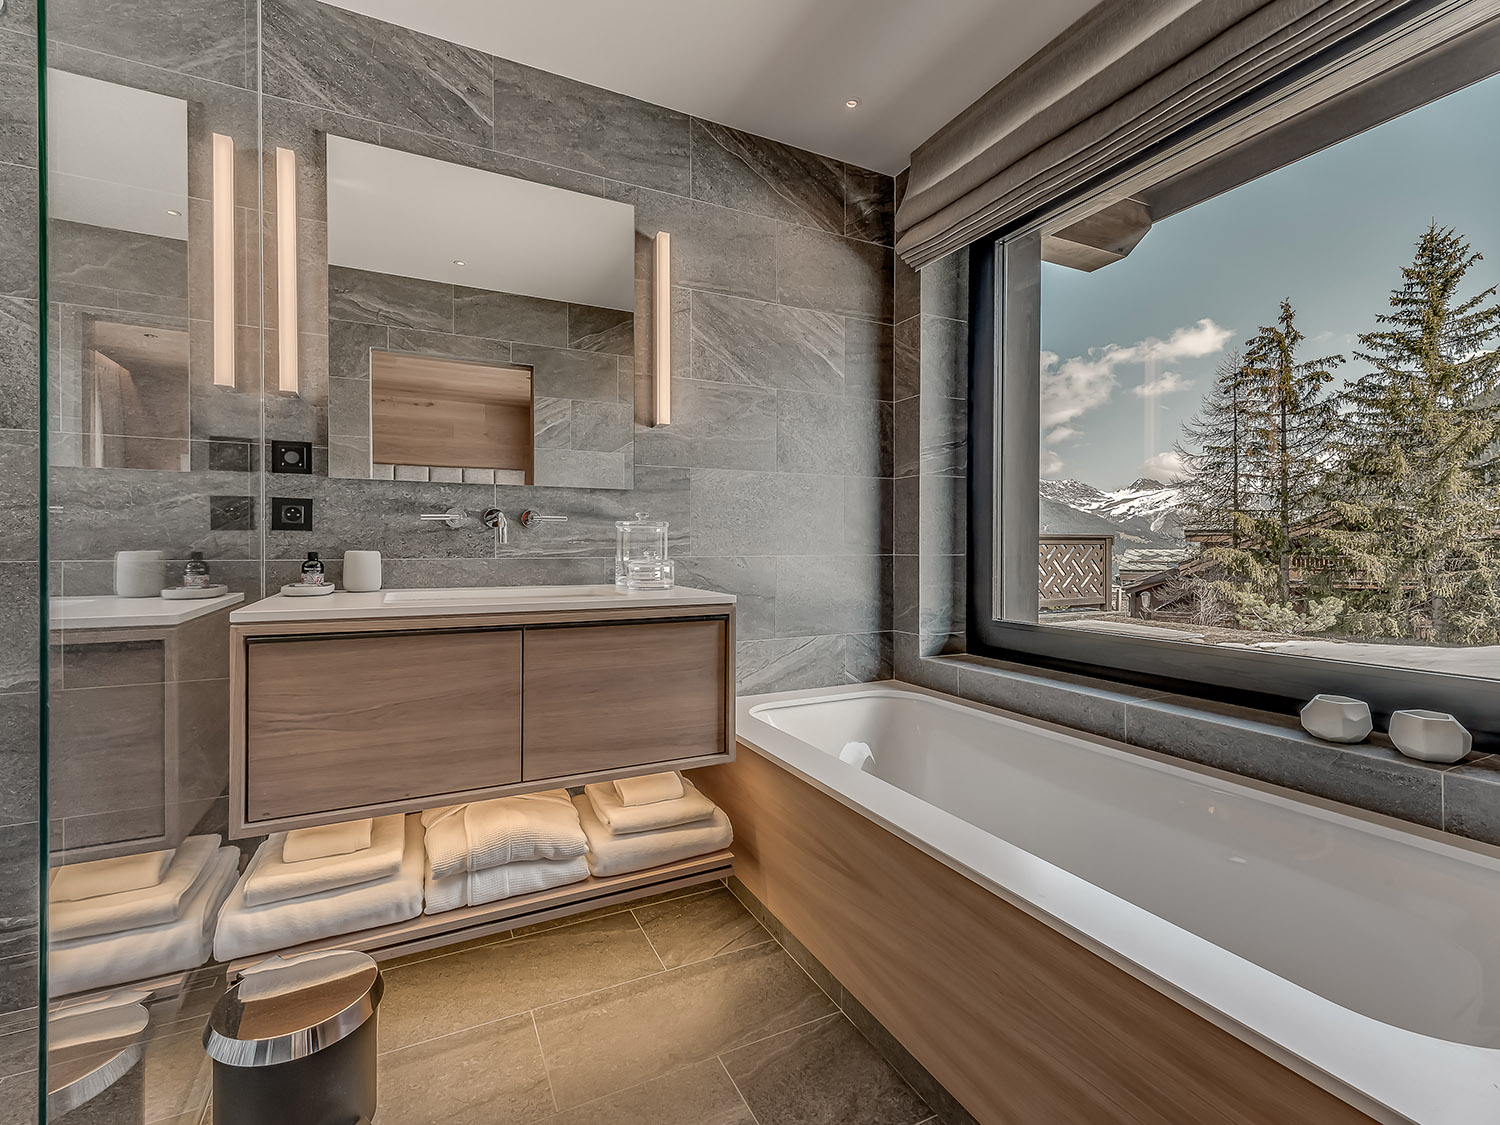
[140, 881, 939, 1125]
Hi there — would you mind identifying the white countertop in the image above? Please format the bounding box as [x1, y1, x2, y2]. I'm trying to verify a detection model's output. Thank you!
[230, 584, 736, 624]
[51, 592, 244, 630]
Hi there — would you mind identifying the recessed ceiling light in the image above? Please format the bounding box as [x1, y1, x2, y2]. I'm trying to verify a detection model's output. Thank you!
[453, 259, 466, 266]
[845, 98, 860, 109]
[165, 209, 182, 216]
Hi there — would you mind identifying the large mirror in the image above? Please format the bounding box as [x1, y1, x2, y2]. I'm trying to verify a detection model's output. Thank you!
[325, 137, 638, 490]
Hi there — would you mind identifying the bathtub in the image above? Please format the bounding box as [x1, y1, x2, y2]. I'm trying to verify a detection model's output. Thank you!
[727, 681, 1500, 1125]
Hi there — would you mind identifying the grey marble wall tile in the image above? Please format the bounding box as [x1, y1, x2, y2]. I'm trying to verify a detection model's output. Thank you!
[375, 556, 609, 590]
[920, 474, 966, 560]
[517, 345, 618, 404]
[534, 397, 571, 450]
[635, 380, 776, 472]
[892, 634, 959, 694]
[0, 431, 35, 561]
[384, 328, 512, 368]
[326, 377, 370, 442]
[894, 261, 921, 327]
[777, 224, 893, 322]
[892, 475, 919, 558]
[328, 267, 452, 332]
[921, 552, 965, 643]
[950, 658, 1164, 742]
[328, 320, 386, 382]
[0, 32, 35, 171]
[691, 120, 842, 234]
[774, 555, 889, 638]
[493, 56, 691, 195]
[843, 166, 894, 246]
[922, 252, 971, 324]
[0, 955, 34, 1025]
[453, 289, 568, 347]
[0, 694, 37, 828]
[570, 402, 633, 454]
[608, 184, 779, 303]
[489, 464, 692, 559]
[0, 821, 36, 961]
[843, 475, 890, 556]
[893, 318, 920, 403]
[845, 632, 894, 683]
[844, 318, 892, 401]
[263, 0, 492, 146]
[263, 476, 495, 560]
[260, 94, 380, 226]
[920, 316, 969, 401]
[689, 469, 843, 557]
[777, 391, 887, 477]
[893, 554, 919, 637]
[691, 292, 843, 395]
[49, 0, 250, 87]
[533, 448, 632, 491]
[1439, 759, 1500, 847]
[376, 123, 608, 198]
[0, 162, 36, 300]
[670, 556, 776, 641]
[737, 635, 853, 695]
[920, 394, 967, 477]
[568, 305, 633, 356]
[1125, 695, 1445, 828]
[48, 468, 256, 560]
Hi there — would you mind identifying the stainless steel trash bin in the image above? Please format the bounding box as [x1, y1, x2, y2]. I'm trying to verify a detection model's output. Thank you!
[204, 949, 383, 1125]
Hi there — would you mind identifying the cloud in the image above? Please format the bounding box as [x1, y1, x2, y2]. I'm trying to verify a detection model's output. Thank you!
[1040, 449, 1064, 475]
[1132, 371, 1195, 398]
[1041, 318, 1230, 427]
[1044, 425, 1079, 445]
[1141, 450, 1187, 481]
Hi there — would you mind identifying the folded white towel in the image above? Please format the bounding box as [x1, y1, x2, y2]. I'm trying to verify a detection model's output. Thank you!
[214, 816, 424, 963]
[49, 847, 239, 997]
[424, 854, 590, 915]
[612, 772, 685, 806]
[585, 778, 716, 835]
[424, 790, 588, 881]
[237, 950, 370, 1003]
[50, 836, 220, 942]
[573, 794, 732, 878]
[282, 818, 373, 863]
[47, 999, 150, 1051]
[242, 815, 405, 907]
[50, 848, 174, 903]
[839, 741, 876, 773]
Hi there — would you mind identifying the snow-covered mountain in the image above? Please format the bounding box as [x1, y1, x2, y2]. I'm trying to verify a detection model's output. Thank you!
[1039, 477, 1188, 547]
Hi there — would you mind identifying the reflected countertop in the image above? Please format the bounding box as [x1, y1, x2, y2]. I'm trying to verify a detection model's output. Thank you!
[51, 593, 244, 630]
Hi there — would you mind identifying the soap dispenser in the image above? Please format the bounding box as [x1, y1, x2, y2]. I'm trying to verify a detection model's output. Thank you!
[300, 551, 326, 587]
[182, 551, 211, 589]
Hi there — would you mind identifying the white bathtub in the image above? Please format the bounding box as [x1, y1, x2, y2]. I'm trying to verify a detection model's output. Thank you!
[736, 681, 1500, 1125]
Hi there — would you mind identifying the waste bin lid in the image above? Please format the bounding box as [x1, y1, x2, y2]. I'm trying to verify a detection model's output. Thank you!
[204, 949, 383, 1067]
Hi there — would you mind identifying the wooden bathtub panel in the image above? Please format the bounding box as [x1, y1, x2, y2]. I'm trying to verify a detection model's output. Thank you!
[689, 750, 1376, 1125]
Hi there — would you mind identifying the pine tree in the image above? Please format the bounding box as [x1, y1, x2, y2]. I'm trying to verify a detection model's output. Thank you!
[1239, 299, 1343, 604]
[1176, 350, 1252, 546]
[1328, 224, 1500, 643]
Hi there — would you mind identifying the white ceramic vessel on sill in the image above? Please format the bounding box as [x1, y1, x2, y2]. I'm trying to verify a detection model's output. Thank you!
[1388, 709, 1471, 763]
[1299, 694, 1372, 743]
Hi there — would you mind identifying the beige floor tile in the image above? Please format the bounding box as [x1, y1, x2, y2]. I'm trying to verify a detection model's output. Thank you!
[632, 885, 770, 968]
[542, 1058, 754, 1125]
[378, 910, 661, 1051]
[535, 941, 836, 1109]
[376, 1013, 553, 1124]
[722, 1013, 930, 1125]
[143, 1028, 213, 1124]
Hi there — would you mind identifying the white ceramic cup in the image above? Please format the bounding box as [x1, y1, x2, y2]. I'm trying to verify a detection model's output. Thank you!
[114, 550, 166, 598]
[342, 550, 382, 592]
[1299, 694, 1372, 744]
[1388, 709, 1471, 764]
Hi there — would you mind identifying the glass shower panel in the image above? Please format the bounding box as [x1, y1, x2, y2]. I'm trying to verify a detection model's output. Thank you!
[43, 3, 263, 1120]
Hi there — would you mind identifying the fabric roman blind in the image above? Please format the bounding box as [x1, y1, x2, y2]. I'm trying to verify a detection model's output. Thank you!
[896, 0, 1500, 267]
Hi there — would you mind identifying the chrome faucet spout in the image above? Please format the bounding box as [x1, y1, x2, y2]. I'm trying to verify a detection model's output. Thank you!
[482, 508, 510, 544]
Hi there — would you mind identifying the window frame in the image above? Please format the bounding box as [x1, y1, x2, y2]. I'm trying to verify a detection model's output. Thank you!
[965, 20, 1500, 739]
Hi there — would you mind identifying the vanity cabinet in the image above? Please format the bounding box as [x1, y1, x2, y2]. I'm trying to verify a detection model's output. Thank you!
[229, 598, 735, 836]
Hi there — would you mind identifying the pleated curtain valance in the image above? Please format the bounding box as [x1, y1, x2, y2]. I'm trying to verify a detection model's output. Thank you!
[895, 0, 1499, 267]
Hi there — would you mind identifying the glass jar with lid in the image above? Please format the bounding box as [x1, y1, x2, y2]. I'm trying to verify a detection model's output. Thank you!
[614, 512, 672, 589]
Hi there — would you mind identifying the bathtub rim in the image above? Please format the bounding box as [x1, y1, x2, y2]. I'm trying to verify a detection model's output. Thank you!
[733, 679, 1500, 1125]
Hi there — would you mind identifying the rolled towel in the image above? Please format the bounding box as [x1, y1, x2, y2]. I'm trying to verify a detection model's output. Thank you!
[283, 818, 373, 863]
[49, 847, 239, 997]
[573, 794, 732, 878]
[424, 790, 587, 881]
[424, 854, 590, 915]
[242, 815, 405, 907]
[47, 999, 149, 1051]
[612, 772, 684, 807]
[839, 741, 876, 773]
[50, 848, 174, 903]
[584, 778, 716, 835]
[214, 816, 424, 963]
[237, 949, 369, 1003]
[50, 836, 221, 942]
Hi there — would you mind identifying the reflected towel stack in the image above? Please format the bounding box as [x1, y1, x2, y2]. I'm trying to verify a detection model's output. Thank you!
[577, 773, 733, 877]
[214, 815, 424, 961]
[49, 837, 240, 995]
[421, 790, 590, 914]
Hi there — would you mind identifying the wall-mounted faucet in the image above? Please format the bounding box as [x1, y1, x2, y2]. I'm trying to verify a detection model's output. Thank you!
[520, 509, 567, 529]
[419, 507, 468, 529]
[483, 508, 510, 544]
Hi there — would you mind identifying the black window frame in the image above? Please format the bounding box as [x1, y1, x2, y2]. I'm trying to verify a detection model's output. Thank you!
[965, 18, 1500, 741]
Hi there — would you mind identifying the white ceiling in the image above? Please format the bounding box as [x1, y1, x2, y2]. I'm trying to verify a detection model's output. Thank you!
[318, 0, 1098, 175]
[327, 136, 636, 309]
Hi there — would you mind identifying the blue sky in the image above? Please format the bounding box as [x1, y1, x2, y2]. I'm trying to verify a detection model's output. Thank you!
[1039, 69, 1500, 491]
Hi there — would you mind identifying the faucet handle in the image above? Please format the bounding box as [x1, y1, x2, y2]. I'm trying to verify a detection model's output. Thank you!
[419, 508, 467, 529]
[520, 509, 567, 528]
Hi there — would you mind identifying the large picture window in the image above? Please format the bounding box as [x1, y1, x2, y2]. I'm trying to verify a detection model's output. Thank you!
[970, 39, 1500, 734]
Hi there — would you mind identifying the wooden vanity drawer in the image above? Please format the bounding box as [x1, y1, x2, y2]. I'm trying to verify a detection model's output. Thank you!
[244, 628, 522, 820]
[522, 619, 730, 780]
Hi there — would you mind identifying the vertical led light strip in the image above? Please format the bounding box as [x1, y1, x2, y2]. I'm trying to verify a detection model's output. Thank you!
[653, 231, 671, 426]
[211, 133, 235, 387]
[276, 147, 299, 393]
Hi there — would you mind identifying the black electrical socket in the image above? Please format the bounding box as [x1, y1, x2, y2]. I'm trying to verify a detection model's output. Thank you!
[270, 497, 313, 531]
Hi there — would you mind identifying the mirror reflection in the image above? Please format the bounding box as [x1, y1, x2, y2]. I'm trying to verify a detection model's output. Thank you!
[325, 137, 638, 489]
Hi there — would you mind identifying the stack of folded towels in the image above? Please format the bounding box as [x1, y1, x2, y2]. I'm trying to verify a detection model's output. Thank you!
[574, 772, 733, 877]
[214, 814, 424, 962]
[422, 789, 590, 914]
[48, 836, 240, 995]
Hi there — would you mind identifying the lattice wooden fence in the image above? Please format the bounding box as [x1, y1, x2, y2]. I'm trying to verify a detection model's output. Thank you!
[1038, 535, 1114, 610]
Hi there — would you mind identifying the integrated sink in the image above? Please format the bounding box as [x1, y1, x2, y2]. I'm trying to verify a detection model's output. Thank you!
[381, 584, 622, 605]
